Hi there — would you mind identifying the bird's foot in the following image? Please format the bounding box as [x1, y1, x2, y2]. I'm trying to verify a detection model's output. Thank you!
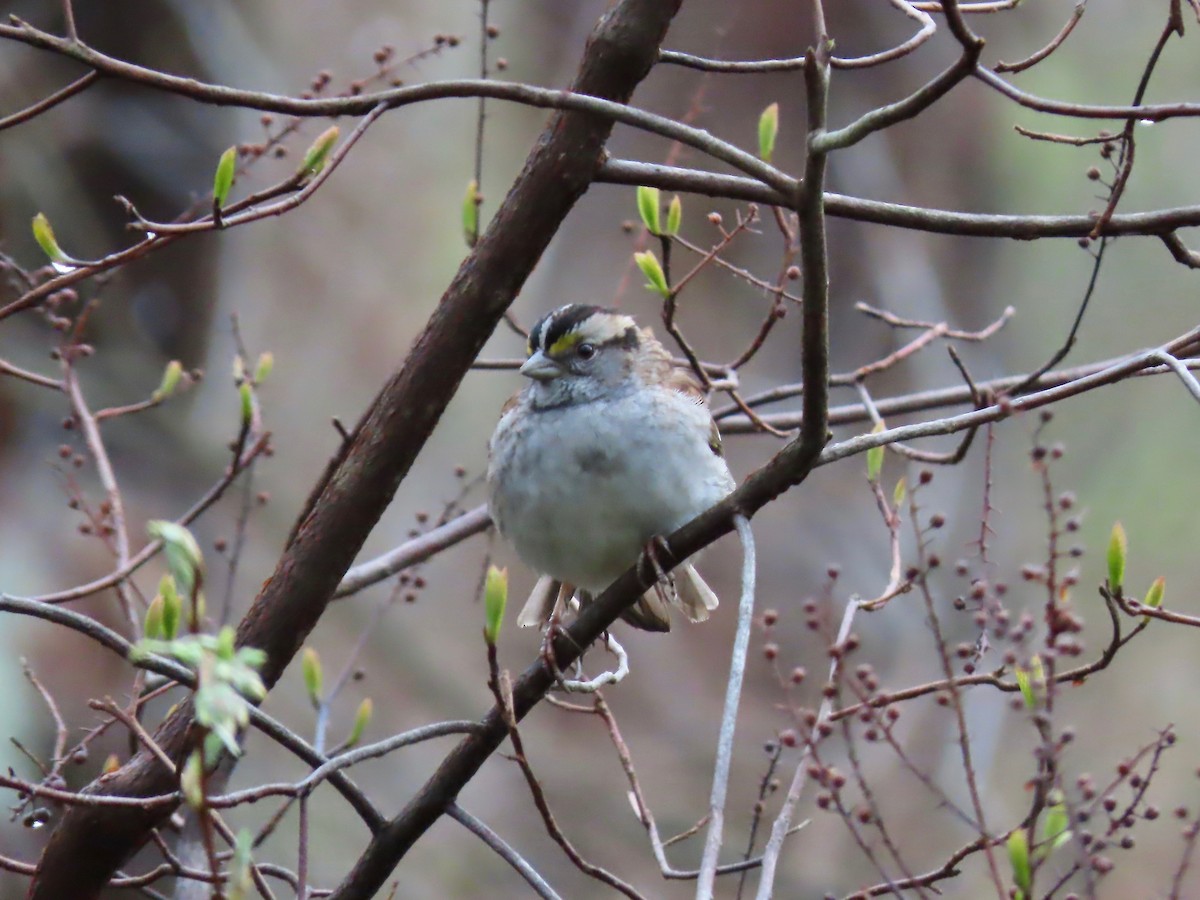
[540, 608, 584, 686]
[637, 535, 678, 605]
[558, 632, 629, 693]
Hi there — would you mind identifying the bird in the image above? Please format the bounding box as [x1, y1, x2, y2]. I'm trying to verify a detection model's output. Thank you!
[487, 304, 735, 632]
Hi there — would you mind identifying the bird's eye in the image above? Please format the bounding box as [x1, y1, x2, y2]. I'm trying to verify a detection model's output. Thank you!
[576, 342, 597, 361]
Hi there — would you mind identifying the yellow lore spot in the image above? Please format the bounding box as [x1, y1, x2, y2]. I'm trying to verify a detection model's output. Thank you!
[547, 331, 583, 358]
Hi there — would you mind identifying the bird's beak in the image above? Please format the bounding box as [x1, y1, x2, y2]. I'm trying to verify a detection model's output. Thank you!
[520, 350, 564, 382]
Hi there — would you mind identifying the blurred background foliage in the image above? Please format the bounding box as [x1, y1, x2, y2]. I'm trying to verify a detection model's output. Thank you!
[1, 1, 1198, 897]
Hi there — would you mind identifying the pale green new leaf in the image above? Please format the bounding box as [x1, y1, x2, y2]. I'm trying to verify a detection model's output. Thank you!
[636, 185, 661, 235]
[758, 103, 779, 163]
[213, 146, 237, 206]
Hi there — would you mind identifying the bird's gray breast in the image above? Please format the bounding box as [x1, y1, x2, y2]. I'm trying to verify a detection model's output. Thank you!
[572, 445, 625, 477]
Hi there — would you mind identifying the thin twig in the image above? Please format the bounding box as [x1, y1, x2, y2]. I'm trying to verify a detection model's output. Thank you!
[993, 1, 1085, 73]
[911, 547, 1004, 891]
[696, 514, 756, 898]
[718, 350, 1200, 433]
[1148, 350, 1200, 403]
[0, 594, 384, 828]
[20, 431, 270, 605]
[1012, 124, 1112, 146]
[1160, 232, 1200, 268]
[21, 659, 68, 765]
[334, 506, 492, 598]
[91, 699, 176, 775]
[487, 648, 645, 899]
[469, 0, 491, 247]
[447, 803, 562, 900]
[0, 357, 63, 389]
[971, 64, 1200, 122]
[755, 595, 861, 899]
[207, 722, 481, 809]
[597, 158, 1200, 243]
[60, 0, 77, 42]
[0, 70, 98, 130]
[63, 357, 138, 636]
[1089, 8, 1182, 239]
[131, 103, 389, 236]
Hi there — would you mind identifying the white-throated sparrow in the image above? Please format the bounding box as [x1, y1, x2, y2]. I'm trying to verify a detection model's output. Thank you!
[487, 304, 735, 631]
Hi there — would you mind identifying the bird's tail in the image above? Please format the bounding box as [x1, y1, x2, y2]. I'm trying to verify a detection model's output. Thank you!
[517, 564, 719, 633]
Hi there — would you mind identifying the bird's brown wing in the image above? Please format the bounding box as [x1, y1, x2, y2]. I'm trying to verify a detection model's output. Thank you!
[662, 361, 706, 403]
[661, 360, 725, 458]
[639, 325, 707, 403]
